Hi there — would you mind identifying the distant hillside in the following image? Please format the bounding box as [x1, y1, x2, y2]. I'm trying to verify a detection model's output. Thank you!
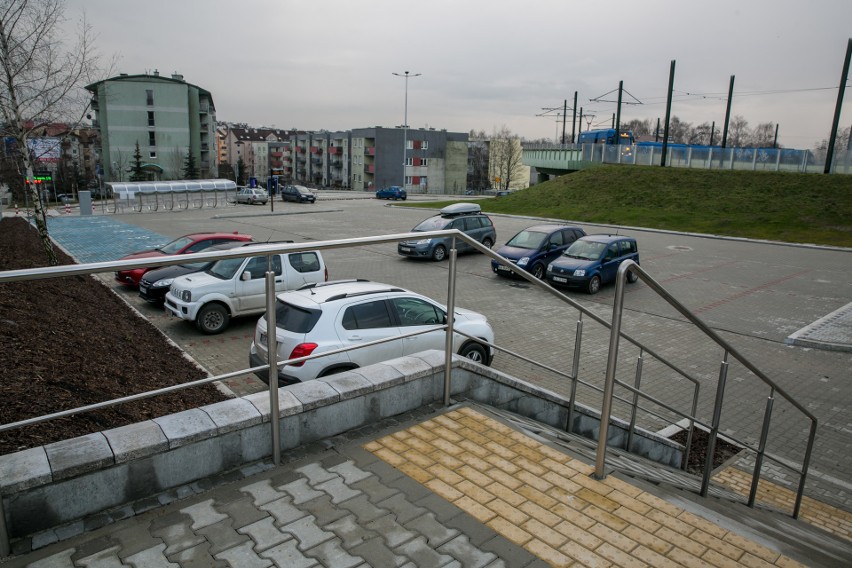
[432, 167, 852, 247]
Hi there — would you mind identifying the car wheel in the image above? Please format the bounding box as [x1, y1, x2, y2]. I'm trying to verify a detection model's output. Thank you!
[432, 245, 447, 261]
[531, 263, 545, 279]
[196, 303, 230, 334]
[587, 275, 601, 295]
[627, 268, 639, 283]
[482, 237, 494, 249]
[318, 365, 356, 378]
[459, 341, 489, 365]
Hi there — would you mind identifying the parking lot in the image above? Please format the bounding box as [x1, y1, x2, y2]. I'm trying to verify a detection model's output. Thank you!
[51, 192, 852, 510]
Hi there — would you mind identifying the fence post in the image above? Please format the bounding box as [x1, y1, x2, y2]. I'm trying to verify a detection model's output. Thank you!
[443, 237, 458, 406]
[626, 349, 643, 452]
[701, 351, 729, 496]
[0, 496, 8, 557]
[265, 263, 281, 465]
[566, 313, 583, 433]
[748, 390, 774, 507]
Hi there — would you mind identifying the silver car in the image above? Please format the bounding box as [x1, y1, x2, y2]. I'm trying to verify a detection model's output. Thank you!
[235, 187, 268, 205]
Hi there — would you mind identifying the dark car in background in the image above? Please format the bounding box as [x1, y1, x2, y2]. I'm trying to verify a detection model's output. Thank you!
[492, 224, 586, 280]
[281, 185, 316, 203]
[375, 186, 407, 200]
[546, 234, 640, 294]
[398, 203, 495, 261]
[115, 232, 253, 287]
[138, 241, 253, 304]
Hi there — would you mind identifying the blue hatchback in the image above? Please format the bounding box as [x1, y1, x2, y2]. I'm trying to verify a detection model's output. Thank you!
[546, 234, 640, 294]
[492, 224, 586, 280]
[375, 186, 407, 200]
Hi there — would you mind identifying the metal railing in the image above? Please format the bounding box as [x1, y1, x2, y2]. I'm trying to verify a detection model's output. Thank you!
[0, 229, 818, 554]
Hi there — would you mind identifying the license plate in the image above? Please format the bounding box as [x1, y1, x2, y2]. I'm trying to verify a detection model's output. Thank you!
[139, 284, 148, 294]
[496, 265, 511, 272]
[552, 276, 567, 283]
[400, 247, 412, 253]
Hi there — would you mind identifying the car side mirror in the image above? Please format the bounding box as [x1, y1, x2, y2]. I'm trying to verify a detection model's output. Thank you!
[241, 271, 251, 281]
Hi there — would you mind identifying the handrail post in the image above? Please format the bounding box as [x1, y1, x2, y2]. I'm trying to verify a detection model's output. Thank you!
[701, 351, 729, 496]
[443, 237, 458, 406]
[626, 349, 643, 452]
[566, 313, 583, 433]
[265, 259, 280, 465]
[682, 383, 700, 471]
[794, 420, 818, 519]
[748, 389, 775, 507]
[0, 497, 8, 557]
[594, 263, 629, 479]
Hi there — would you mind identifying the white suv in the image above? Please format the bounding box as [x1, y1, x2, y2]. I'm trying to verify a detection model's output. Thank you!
[248, 280, 494, 385]
[165, 243, 327, 334]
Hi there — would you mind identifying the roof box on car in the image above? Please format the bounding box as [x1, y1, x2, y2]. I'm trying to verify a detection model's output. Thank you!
[440, 203, 481, 217]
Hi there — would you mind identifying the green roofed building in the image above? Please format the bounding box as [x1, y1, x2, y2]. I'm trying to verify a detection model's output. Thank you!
[86, 71, 217, 182]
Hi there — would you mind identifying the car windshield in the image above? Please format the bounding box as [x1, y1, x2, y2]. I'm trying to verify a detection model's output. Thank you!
[563, 240, 606, 260]
[506, 230, 547, 250]
[158, 236, 194, 254]
[413, 217, 451, 231]
[206, 257, 245, 280]
[178, 260, 212, 271]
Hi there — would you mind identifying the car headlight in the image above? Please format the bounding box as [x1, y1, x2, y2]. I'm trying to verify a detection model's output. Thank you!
[573, 269, 586, 277]
[546, 265, 553, 273]
[153, 278, 174, 288]
[517, 257, 530, 267]
[416, 238, 432, 245]
[181, 290, 192, 302]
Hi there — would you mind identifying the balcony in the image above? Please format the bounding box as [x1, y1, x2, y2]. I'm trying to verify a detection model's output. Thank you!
[366, 164, 375, 173]
[365, 147, 375, 156]
[329, 147, 342, 155]
[199, 102, 209, 114]
[271, 152, 283, 158]
[311, 158, 322, 166]
[310, 146, 322, 154]
[295, 147, 305, 153]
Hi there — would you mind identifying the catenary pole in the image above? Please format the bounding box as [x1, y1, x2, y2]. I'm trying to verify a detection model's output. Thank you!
[824, 38, 851, 174]
[722, 75, 735, 148]
[661, 60, 675, 167]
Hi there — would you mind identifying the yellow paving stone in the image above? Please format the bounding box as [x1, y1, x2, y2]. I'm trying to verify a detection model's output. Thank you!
[509, 430, 534, 444]
[588, 522, 639, 553]
[645, 508, 694, 536]
[517, 484, 559, 509]
[433, 425, 465, 442]
[677, 510, 729, 539]
[721, 532, 780, 563]
[655, 526, 707, 557]
[487, 498, 531, 525]
[513, 456, 549, 477]
[485, 454, 521, 474]
[379, 436, 411, 453]
[511, 441, 548, 462]
[600, 476, 644, 498]
[737, 552, 777, 568]
[564, 458, 595, 476]
[605, 490, 652, 515]
[487, 420, 516, 436]
[577, 488, 620, 513]
[542, 458, 585, 481]
[559, 538, 611, 568]
[773, 555, 810, 568]
[456, 406, 481, 418]
[398, 462, 434, 484]
[523, 518, 570, 549]
[487, 516, 534, 547]
[458, 453, 492, 472]
[390, 430, 411, 441]
[614, 505, 661, 532]
[430, 437, 465, 456]
[585, 505, 630, 532]
[363, 440, 382, 452]
[457, 495, 498, 524]
[430, 450, 465, 470]
[552, 505, 597, 531]
[596, 542, 648, 568]
[373, 447, 407, 467]
[519, 500, 563, 528]
[456, 479, 496, 505]
[405, 436, 437, 455]
[690, 529, 745, 561]
[457, 464, 493, 486]
[527, 539, 575, 567]
[425, 478, 464, 502]
[543, 471, 584, 494]
[433, 414, 462, 429]
[548, 487, 590, 512]
[457, 416, 489, 432]
[427, 463, 465, 485]
[636, 491, 684, 516]
[571, 472, 615, 495]
[622, 525, 673, 555]
[486, 482, 526, 506]
[402, 449, 436, 469]
[486, 470, 524, 491]
[537, 443, 573, 464]
[458, 431, 491, 450]
[484, 440, 518, 461]
[559, 524, 603, 551]
[667, 546, 716, 568]
[702, 548, 757, 568]
[632, 544, 682, 568]
[517, 470, 554, 492]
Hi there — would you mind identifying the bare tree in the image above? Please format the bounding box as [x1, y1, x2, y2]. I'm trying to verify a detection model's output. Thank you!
[752, 122, 776, 147]
[0, 0, 101, 265]
[489, 126, 524, 190]
[727, 115, 750, 148]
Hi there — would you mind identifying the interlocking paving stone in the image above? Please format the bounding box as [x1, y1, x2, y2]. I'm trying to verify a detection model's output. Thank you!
[236, 517, 291, 553]
[75, 544, 125, 567]
[258, 539, 318, 568]
[279, 515, 334, 551]
[260, 496, 308, 526]
[179, 499, 229, 531]
[304, 538, 363, 568]
[214, 540, 274, 568]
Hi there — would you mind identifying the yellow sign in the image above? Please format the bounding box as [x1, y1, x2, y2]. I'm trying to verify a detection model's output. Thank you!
[494, 177, 501, 183]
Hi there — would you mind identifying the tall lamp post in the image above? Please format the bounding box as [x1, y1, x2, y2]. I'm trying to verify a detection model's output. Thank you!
[392, 70, 421, 190]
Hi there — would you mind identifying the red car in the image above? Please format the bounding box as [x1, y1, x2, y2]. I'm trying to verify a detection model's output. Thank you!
[115, 232, 253, 287]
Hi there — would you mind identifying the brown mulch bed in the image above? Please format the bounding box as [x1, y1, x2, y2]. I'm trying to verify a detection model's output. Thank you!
[670, 426, 742, 474]
[0, 217, 228, 456]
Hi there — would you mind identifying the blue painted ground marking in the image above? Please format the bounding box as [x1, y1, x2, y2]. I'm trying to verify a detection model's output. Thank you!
[46, 216, 169, 264]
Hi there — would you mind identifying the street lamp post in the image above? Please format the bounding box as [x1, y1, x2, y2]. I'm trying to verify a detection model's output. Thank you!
[392, 70, 421, 191]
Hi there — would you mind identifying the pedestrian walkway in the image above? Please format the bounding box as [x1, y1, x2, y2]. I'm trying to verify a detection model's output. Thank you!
[46, 216, 169, 263]
[7, 404, 850, 567]
[786, 302, 852, 352]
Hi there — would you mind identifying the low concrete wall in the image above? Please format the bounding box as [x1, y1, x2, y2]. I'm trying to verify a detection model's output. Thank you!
[0, 350, 682, 539]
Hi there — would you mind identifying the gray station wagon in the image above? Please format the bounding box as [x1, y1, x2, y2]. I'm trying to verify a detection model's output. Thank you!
[398, 203, 496, 261]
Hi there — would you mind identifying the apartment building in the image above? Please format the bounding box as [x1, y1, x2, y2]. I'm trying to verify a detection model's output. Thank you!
[85, 71, 216, 182]
[218, 126, 297, 184]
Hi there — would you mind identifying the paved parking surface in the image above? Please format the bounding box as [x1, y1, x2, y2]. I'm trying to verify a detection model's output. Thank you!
[36, 194, 852, 513]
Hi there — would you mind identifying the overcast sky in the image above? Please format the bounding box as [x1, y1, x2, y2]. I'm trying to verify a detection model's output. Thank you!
[66, 0, 851, 149]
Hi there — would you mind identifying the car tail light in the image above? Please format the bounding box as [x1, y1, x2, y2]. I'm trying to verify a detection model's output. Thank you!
[288, 343, 318, 366]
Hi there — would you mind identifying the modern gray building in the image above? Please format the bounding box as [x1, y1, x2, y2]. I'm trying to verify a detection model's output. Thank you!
[86, 72, 216, 182]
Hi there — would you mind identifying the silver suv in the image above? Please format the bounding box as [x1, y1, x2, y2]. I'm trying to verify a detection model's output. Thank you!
[398, 203, 496, 261]
[249, 280, 495, 385]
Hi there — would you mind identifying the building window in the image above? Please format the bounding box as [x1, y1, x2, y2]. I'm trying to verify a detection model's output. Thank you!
[420, 158, 428, 167]
[422, 141, 429, 149]
[148, 131, 156, 146]
[420, 176, 427, 186]
[405, 157, 413, 166]
[405, 176, 413, 186]
[148, 111, 155, 126]
[146, 89, 154, 106]
[406, 140, 413, 150]
[149, 150, 157, 158]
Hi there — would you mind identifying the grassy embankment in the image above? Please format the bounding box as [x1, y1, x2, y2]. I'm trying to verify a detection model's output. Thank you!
[408, 166, 852, 247]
